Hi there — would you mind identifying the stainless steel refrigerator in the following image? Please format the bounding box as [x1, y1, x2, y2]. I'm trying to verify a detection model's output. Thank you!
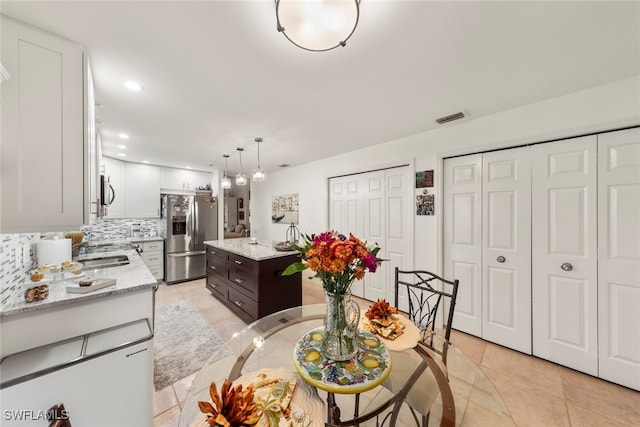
[161, 193, 218, 284]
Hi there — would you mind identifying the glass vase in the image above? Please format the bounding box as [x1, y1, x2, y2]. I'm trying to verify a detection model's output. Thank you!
[322, 289, 361, 361]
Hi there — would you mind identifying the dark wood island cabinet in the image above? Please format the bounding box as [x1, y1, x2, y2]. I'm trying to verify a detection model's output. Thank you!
[204, 239, 301, 323]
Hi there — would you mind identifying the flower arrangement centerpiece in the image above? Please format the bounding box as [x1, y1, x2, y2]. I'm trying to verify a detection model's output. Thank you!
[283, 231, 382, 360]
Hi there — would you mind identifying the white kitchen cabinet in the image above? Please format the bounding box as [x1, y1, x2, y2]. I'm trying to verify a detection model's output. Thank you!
[125, 163, 161, 218]
[134, 240, 164, 280]
[102, 156, 126, 218]
[85, 62, 100, 224]
[1, 17, 85, 232]
[161, 167, 211, 191]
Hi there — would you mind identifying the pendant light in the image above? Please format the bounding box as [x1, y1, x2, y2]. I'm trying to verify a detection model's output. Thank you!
[221, 154, 231, 189]
[236, 147, 247, 186]
[252, 137, 266, 182]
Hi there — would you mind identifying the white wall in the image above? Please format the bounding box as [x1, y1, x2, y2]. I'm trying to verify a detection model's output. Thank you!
[252, 76, 640, 271]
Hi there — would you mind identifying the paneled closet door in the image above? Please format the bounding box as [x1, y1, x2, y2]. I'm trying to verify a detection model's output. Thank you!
[532, 136, 598, 375]
[444, 155, 483, 337]
[482, 148, 532, 353]
[329, 175, 364, 296]
[597, 128, 640, 391]
[381, 167, 413, 310]
[362, 171, 387, 301]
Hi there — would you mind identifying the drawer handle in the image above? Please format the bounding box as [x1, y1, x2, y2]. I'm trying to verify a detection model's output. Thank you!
[210, 251, 216, 255]
[234, 260, 243, 265]
[233, 300, 243, 307]
[211, 283, 217, 288]
[234, 278, 244, 284]
[210, 266, 217, 270]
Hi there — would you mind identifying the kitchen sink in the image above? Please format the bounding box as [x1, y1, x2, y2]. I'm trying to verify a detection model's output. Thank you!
[82, 255, 130, 270]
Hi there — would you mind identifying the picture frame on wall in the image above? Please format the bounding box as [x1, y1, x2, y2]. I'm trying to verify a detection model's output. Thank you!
[239, 211, 245, 220]
[415, 170, 434, 188]
[239, 198, 244, 209]
[416, 194, 435, 215]
[272, 193, 299, 224]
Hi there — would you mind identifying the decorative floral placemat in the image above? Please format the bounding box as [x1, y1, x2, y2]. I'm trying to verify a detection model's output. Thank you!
[293, 327, 391, 394]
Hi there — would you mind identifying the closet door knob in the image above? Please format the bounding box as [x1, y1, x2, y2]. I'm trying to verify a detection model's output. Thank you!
[561, 262, 573, 272]
[497, 256, 506, 263]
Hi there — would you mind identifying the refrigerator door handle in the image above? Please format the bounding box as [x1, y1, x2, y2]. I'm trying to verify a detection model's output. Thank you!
[167, 251, 206, 258]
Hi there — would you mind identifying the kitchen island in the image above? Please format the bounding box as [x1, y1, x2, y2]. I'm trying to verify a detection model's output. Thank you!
[203, 238, 301, 323]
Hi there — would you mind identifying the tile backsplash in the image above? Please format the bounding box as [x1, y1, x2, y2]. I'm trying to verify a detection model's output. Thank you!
[0, 233, 39, 307]
[81, 218, 160, 241]
[1, 218, 160, 307]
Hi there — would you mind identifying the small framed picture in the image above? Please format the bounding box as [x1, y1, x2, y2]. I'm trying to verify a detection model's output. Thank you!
[239, 211, 245, 220]
[416, 170, 434, 188]
[416, 194, 435, 215]
[239, 198, 244, 209]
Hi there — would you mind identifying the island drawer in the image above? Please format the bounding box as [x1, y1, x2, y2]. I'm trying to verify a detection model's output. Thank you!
[227, 287, 258, 319]
[227, 253, 258, 275]
[206, 253, 226, 278]
[206, 273, 228, 299]
[227, 266, 258, 296]
[207, 246, 227, 260]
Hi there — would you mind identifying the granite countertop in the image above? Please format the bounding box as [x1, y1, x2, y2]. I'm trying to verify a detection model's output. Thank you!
[204, 238, 299, 261]
[0, 249, 157, 317]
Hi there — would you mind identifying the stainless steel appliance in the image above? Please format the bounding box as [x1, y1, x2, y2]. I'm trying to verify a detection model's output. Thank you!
[161, 192, 218, 283]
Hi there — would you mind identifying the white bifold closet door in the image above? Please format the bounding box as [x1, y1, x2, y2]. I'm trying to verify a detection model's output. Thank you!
[597, 128, 640, 391]
[329, 167, 413, 304]
[532, 135, 598, 375]
[444, 149, 532, 352]
[482, 148, 532, 354]
[443, 155, 483, 337]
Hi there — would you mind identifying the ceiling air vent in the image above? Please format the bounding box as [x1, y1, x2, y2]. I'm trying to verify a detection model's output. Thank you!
[435, 111, 466, 125]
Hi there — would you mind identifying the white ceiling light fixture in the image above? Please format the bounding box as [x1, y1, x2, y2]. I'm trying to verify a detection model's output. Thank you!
[236, 147, 247, 186]
[117, 144, 127, 149]
[252, 137, 266, 182]
[275, 0, 360, 52]
[117, 153, 126, 157]
[118, 133, 130, 139]
[221, 154, 232, 189]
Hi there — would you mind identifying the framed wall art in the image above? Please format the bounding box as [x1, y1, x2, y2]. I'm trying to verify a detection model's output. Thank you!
[272, 193, 299, 224]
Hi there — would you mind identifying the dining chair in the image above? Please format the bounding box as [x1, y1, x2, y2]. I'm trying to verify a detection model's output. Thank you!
[382, 267, 459, 427]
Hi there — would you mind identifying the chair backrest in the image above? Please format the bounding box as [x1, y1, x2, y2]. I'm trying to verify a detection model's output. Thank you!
[394, 267, 459, 363]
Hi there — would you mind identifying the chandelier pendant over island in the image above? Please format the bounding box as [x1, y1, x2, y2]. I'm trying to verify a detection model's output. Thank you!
[221, 154, 231, 189]
[252, 137, 265, 182]
[235, 147, 247, 186]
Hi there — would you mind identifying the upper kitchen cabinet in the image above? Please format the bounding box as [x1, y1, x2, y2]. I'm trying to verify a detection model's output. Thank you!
[160, 167, 211, 192]
[125, 163, 161, 218]
[1, 16, 86, 232]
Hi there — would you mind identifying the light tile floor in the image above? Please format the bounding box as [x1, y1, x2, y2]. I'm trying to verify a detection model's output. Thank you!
[153, 279, 640, 427]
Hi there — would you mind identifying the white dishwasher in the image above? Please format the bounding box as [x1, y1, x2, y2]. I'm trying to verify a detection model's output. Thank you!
[1, 319, 153, 426]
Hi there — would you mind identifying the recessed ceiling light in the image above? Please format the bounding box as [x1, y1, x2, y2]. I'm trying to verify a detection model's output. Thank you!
[117, 144, 127, 149]
[117, 153, 126, 157]
[118, 133, 129, 139]
[124, 80, 143, 91]
[186, 166, 191, 169]
[143, 160, 150, 164]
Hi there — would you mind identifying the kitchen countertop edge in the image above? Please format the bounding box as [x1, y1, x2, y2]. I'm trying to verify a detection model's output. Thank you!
[204, 238, 299, 261]
[0, 249, 157, 317]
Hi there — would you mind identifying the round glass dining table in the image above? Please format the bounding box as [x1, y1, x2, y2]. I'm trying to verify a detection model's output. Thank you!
[179, 304, 513, 427]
